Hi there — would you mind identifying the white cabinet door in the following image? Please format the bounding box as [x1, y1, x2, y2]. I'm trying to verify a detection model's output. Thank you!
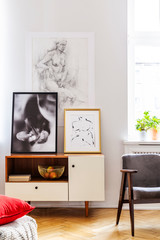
[69, 155, 105, 201]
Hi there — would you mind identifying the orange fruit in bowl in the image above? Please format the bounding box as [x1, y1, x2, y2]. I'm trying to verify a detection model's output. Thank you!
[44, 172, 50, 179]
[49, 171, 57, 179]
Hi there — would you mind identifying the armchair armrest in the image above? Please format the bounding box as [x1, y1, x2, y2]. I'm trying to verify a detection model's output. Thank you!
[120, 169, 138, 173]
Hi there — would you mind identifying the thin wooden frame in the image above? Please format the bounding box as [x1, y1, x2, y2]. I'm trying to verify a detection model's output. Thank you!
[11, 92, 58, 154]
[64, 109, 101, 153]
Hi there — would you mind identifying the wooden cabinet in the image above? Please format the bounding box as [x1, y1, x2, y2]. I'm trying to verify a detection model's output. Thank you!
[5, 154, 105, 216]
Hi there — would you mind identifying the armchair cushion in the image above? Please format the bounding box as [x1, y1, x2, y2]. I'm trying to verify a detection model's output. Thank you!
[124, 187, 160, 200]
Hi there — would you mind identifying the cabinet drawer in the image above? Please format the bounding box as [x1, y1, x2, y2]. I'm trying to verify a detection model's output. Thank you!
[5, 182, 68, 201]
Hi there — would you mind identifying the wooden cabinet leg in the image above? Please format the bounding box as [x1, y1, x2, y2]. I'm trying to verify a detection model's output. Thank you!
[85, 201, 89, 217]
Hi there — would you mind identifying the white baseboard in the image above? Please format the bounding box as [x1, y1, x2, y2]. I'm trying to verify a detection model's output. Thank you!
[31, 201, 160, 210]
[123, 203, 160, 210]
[31, 201, 108, 208]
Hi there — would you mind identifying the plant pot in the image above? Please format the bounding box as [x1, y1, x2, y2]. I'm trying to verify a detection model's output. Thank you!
[152, 128, 158, 140]
[139, 130, 147, 141]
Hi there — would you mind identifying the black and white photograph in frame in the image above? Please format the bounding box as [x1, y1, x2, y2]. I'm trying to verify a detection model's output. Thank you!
[11, 92, 58, 154]
[64, 109, 101, 153]
[27, 32, 95, 126]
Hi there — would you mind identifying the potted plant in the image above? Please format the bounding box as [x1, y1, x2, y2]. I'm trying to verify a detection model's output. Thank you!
[148, 116, 160, 140]
[135, 111, 151, 140]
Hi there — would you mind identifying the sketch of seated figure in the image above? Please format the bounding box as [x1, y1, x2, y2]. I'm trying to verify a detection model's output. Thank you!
[35, 39, 86, 112]
[71, 116, 95, 147]
[36, 40, 76, 100]
[37, 40, 68, 86]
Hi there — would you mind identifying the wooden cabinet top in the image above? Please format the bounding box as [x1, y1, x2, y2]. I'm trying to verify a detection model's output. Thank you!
[6, 154, 68, 159]
[6, 153, 104, 159]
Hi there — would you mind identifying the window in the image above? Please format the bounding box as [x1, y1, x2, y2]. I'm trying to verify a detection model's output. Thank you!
[128, 0, 160, 138]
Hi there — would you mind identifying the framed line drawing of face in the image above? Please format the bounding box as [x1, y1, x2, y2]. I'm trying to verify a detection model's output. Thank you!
[11, 92, 58, 154]
[64, 109, 101, 153]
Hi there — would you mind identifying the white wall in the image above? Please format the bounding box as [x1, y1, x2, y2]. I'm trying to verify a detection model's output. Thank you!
[0, 0, 127, 208]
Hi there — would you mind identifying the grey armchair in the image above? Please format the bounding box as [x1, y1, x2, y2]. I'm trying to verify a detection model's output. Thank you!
[116, 154, 160, 236]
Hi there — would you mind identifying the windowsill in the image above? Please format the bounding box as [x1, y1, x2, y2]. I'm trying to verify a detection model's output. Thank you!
[124, 140, 160, 145]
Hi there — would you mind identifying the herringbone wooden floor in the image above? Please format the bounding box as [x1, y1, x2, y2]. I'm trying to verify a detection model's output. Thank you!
[29, 208, 160, 239]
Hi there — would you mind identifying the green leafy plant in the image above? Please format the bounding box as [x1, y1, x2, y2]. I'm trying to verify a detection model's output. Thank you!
[135, 111, 151, 132]
[148, 116, 160, 130]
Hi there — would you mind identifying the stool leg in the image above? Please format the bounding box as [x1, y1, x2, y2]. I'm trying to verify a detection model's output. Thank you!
[116, 172, 126, 225]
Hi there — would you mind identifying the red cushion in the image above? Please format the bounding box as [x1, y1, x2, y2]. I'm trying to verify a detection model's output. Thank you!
[0, 195, 35, 225]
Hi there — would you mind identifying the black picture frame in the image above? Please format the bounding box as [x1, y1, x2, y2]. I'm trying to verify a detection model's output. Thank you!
[11, 92, 58, 154]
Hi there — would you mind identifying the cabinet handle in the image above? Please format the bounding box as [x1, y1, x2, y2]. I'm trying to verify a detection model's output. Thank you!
[35, 186, 38, 189]
[72, 165, 75, 168]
